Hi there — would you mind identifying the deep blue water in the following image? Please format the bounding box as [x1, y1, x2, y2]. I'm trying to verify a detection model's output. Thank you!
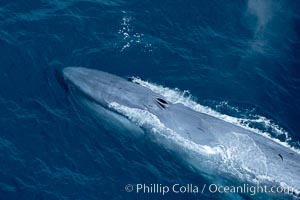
[1, 0, 300, 199]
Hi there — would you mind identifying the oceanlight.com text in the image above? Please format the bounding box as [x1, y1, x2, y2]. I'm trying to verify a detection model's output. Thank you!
[124, 183, 295, 196]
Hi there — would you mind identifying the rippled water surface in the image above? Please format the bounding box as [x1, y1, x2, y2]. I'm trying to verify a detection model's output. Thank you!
[0, 0, 300, 199]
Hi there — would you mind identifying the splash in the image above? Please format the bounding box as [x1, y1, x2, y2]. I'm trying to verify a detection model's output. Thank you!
[117, 11, 154, 52]
[107, 102, 290, 192]
[131, 77, 300, 155]
[247, 0, 273, 31]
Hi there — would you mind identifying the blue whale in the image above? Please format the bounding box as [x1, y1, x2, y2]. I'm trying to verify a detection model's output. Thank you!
[63, 67, 300, 196]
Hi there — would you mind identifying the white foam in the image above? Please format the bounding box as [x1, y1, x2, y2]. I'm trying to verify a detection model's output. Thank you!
[131, 77, 300, 155]
[107, 81, 300, 196]
[215, 101, 291, 140]
[219, 132, 268, 175]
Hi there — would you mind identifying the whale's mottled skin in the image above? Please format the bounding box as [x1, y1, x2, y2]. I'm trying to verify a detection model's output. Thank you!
[63, 67, 300, 194]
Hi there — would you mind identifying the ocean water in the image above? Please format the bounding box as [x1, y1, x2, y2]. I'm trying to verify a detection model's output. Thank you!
[0, 0, 300, 199]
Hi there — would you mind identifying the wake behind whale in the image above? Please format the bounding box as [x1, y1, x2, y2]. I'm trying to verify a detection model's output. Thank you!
[63, 67, 300, 198]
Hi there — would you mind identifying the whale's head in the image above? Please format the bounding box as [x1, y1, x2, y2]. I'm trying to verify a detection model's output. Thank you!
[63, 67, 167, 111]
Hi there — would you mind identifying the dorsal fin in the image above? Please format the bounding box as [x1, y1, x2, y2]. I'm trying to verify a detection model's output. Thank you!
[278, 154, 283, 161]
